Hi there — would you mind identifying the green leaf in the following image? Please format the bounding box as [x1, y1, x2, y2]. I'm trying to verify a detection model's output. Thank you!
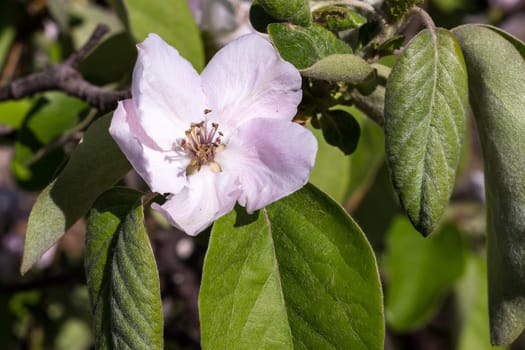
[478, 24, 525, 59]
[106, 0, 130, 31]
[200, 184, 384, 349]
[343, 107, 385, 201]
[0, 99, 33, 129]
[21, 115, 131, 274]
[122, 0, 204, 71]
[79, 32, 136, 86]
[268, 23, 352, 69]
[300, 54, 376, 85]
[320, 109, 361, 155]
[257, 0, 312, 26]
[385, 216, 466, 331]
[384, 28, 468, 236]
[11, 93, 89, 191]
[0, 25, 15, 69]
[456, 254, 506, 350]
[312, 6, 367, 32]
[86, 188, 162, 349]
[352, 162, 399, 250]
[308, 126, 352, 202]
[452, 24, 525, 345]
[249, 0, 283, 33]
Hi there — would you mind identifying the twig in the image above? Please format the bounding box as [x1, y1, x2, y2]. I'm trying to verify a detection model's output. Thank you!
[0, 24, 130, 112]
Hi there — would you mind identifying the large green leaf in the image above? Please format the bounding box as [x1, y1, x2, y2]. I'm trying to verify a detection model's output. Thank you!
[122, 0, 204, 71]
[21, 115, 131, 274]
[86, 188, 162, 349]
[200, 184, 384, 349]
[384, 216, 466, 331]
[268, 23, 352, 69]
[452, 24, 525, 345]
[384, 28, 468, 236]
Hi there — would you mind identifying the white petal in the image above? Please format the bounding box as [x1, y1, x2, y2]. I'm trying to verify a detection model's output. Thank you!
[110, 100, 190, 194]
[151, 168, 241, 236]
[218, 118, 317, 213]
[201, 34, 302, 129]
[132, 33, 209, 149]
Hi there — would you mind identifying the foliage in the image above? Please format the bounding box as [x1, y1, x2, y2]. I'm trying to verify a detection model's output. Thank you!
[1, 0, 525, 349]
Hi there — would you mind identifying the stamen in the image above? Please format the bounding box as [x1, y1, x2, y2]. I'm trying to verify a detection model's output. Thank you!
[178, 121, 225, 176]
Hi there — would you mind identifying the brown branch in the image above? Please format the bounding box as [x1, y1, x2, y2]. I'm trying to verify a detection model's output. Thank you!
[0, 24, 130, 112]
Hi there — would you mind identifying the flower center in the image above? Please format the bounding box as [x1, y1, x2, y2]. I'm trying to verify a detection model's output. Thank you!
[181, 121, 224, 176]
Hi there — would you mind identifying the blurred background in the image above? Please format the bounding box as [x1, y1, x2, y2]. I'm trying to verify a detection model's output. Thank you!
[0, 0, 524, 349]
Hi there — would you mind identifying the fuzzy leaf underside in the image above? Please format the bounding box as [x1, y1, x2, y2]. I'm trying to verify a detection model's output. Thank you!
[453, 24, 525, 345]
[385, 28, 468, 236]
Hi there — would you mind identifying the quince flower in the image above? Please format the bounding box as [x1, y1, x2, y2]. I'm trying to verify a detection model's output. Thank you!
[110, 33, 317, 235]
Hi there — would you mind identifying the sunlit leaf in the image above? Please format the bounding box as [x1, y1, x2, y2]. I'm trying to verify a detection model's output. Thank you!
[200, 184, 384, 349]
[122, 0, 204, 71]
[268, 23, 352, 69]
[86, 188, 162, 349]
[0, 99, 33, 129]
[385, 28, 468, 235]
[11, 93, 89, 190]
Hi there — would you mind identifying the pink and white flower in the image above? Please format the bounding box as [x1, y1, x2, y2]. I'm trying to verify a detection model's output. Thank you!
[110, 33, 317, 235]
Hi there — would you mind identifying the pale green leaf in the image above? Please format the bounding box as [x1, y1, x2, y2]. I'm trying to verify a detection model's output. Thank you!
[308, 127, 351, 203]
[21, 115, 131, 274]
[456, 254, 506, 350]
[385, 216, 466, 331]
[86, 188, 162, 349]
[300, 54, 376, 84]
[452, 24, 525, 345]
[200, 184, 384, 349]
[384, 28, 468, 235]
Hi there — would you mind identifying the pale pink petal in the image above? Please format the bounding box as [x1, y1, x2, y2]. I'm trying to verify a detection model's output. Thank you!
[110, 100, 190, 194]
[151, 168, 241, 236]
[217, 118, 317, 213]
[132, 33, 209, 149]
[201, 34, 302, 129]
